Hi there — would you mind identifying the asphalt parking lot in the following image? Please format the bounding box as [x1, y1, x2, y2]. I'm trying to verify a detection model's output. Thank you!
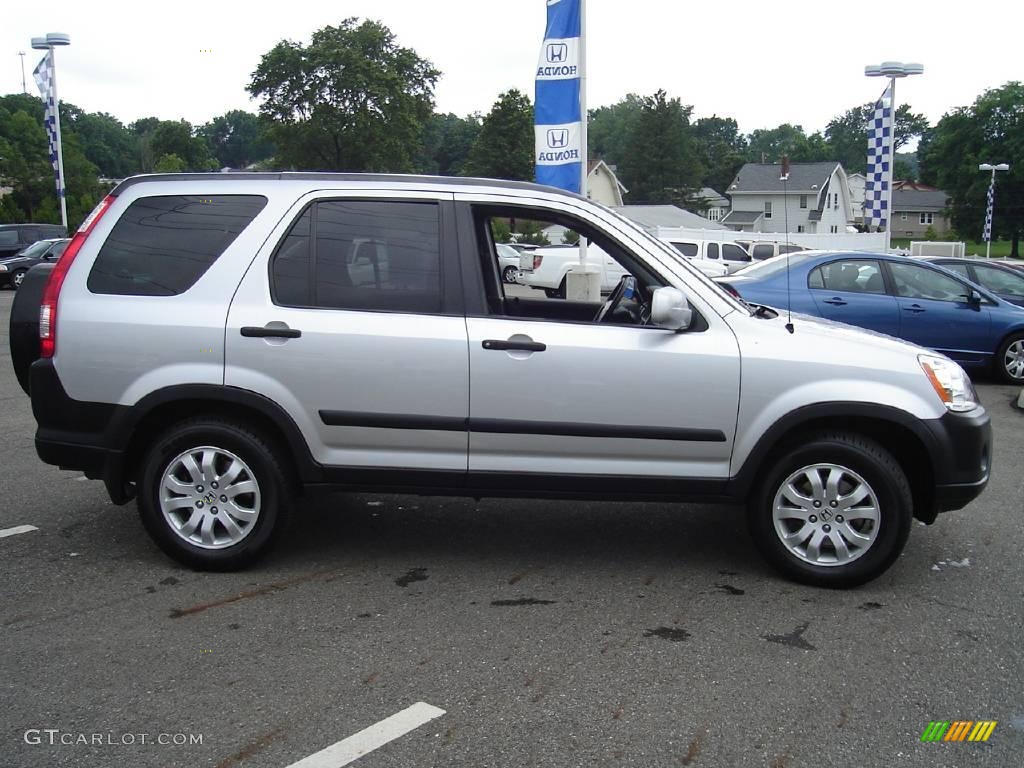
[1, 290, 1022, 768]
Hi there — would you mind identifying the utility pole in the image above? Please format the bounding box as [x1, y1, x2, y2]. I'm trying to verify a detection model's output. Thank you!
[18, 52, 27, 94]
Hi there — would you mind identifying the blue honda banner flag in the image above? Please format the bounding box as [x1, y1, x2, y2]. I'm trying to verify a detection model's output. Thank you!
[535, 0, 583, 193]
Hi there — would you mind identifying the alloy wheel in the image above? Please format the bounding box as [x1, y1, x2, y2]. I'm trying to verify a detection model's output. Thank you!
[1004, 340, 1024, 380]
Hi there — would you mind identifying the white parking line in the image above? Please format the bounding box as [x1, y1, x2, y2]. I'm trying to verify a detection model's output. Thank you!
[0, 525, 39, 538]
[284, 702, 445, 768]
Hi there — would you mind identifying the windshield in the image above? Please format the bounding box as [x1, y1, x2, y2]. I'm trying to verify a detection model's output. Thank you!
[732, 251, 819, 278]
[13, 240, 53, 259]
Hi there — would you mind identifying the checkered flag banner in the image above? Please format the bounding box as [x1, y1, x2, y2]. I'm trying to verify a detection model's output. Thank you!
[865, 85, 893, 229]
[983, 177, 995, 242]
[32, 51, 64, 200]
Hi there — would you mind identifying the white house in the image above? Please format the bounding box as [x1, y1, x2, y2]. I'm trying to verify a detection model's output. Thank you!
[722, 162, 854, 234]
[694, 187, 730, 223]
[586, 160, 628, 207]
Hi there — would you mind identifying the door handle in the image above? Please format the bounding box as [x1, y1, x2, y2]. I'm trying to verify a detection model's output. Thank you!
[241, 326, 302, 339]
[822, 297, 848, 306]
[902, 305, 926, 314]
[482, 339, 546, 352]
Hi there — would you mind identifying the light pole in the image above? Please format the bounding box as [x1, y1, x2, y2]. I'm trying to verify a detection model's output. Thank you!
[18, 52, 27, 94]
[31, 32, 71, 230]
[979, 163, 1010, 259]
[865, 61, 923, 252]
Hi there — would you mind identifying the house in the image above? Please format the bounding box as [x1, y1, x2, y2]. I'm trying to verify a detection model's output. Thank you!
[891, 181, 951, 237]
[722, 162, 853, 234]
[610, 204, 728, 233]
[586, 160, 628, 207]
[846, 172, 866, 225]
[694, 187, 730, 223]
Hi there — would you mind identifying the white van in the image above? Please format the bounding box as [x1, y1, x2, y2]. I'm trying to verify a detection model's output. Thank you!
[660, 238, 752, 274]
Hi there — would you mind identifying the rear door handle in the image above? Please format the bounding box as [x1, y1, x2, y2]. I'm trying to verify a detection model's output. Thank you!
[241, 326, 302, 339]
[823, 297, 848, 306]
[482, 339, 546, 352]
[902, 305, 926, 314]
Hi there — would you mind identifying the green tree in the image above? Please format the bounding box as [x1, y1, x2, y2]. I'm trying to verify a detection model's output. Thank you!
[462, 90, 534, 180]
[199, 110, 275, 169]
[746, 124, 830, 164]
[920, 82, 1024, 256]
[154, 153, 188, 172]
[824, 103, 929, 175]
[249, 19, 439, 171]
[588, 94, 644, 167]
[64, 110, 135, 177]
[692, 115, 747, 194]
[151, 120, 215, 170]
[618, 90, 702, 204]
[414, 112, 481, 176]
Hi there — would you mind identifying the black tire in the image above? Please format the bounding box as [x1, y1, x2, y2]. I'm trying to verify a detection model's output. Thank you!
[994, 332, 1024, 383]
[137, 417, 289, 570]
[502, 265, 519, 284]
[544, 277, 567, 299]
[11, 269, 27, 290]
[747, 432, 912, 588]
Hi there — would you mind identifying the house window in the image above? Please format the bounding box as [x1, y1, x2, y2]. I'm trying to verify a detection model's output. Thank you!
[764, 201, 773, 220]
[901, 213, 908, 221]
[830, 225, 839, 234]
[920, 212, 934, 225]
[833, 193, 839, 209]
[797, 225, 805, 233]
[799, 195, 808, 209]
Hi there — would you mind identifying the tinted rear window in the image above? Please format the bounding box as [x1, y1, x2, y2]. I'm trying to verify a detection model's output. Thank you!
[88, 195, 267, 296]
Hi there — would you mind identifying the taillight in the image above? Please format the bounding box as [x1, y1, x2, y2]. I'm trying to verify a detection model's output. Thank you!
[721, 283, 741, 299]
[40, 194, 115, 358]
[533, 254, 543, 270]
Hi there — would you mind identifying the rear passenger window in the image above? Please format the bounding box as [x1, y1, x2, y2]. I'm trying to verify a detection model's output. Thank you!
[752, 244, 774, 260]
[88, 195, 267, 296]
[271, 200, 442, 314]
[707, 243, 719, 260]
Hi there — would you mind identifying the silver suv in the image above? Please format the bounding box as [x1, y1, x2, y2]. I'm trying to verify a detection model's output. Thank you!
[12, 173, 991, 587]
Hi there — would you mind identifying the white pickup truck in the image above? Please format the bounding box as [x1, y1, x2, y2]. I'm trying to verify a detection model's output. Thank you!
[521, 243, 727, 298]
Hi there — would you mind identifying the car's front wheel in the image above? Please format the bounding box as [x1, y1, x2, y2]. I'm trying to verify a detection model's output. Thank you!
[137, 418, 289, 570]
[502, 265, 519, 284]
[11, 269, 27, 289]
[748, 432, 912, 588]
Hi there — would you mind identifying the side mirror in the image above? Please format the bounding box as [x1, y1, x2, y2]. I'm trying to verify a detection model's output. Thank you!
[966, 289, 983, 308]
[651, 287, 693, 331]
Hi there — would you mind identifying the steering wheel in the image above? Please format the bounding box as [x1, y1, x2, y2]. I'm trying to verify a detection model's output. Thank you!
[595, 275, 638, 323]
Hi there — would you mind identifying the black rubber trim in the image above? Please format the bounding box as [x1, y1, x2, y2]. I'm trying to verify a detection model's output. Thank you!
[471, 418, 726, 442]
[482, 339, 546, 352]
[318, 410, 726, 442]
[320, 410, 466, 432]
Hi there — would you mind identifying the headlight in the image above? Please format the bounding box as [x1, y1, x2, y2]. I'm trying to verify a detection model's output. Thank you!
[0, 265, 7, 272]
[919, 354, 977, 412]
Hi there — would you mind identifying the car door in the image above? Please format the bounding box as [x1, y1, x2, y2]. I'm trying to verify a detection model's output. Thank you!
[808, 258, 900, 336]
[455, 194, 741, 484]
[225, 191, 470, 473]
[885, 260, 991, 363]
[721, 242, 752, 274]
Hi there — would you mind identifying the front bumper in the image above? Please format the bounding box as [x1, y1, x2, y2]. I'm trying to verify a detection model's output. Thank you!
[925, 406, 992, 513]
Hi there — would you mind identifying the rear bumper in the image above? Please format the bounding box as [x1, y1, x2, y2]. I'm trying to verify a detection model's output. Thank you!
[925, 407, 992, 513]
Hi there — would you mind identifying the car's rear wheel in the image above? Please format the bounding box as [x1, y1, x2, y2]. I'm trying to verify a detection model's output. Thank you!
[544, 277, 567, 299]
[748, 432, 912, 588]
[995, 332, 1024, 383]
[11, 269, 26, 289]
[137, 418, 289, 570]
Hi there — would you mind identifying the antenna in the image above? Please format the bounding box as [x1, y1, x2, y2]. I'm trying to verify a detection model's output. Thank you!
[780, 155, 794, 333]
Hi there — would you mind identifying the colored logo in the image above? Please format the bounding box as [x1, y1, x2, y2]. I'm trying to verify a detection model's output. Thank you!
[547, 129, 569, 149]
[546, 43, 568, 63]
[920, 721, 997, 742]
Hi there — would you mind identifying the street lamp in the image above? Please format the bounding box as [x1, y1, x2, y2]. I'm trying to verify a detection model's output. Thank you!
[31, 32, 71, 230]
[979, 163, 1010, 259]
[865, 61, 924, 252]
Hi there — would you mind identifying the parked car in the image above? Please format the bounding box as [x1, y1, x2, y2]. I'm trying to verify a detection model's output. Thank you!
[0, 223, 67, 259]
[11, 174, 990, 587]
[991, 259, 1024, 276]
[661, 237, 752, 273]
[921, 257, 1024, 308]
[0, 238, 69, 289]
[497, 243, 521, 283]
[717, 251, 1024, 382]
[747, 241, 809, 261]
[520, 244, 628, 297]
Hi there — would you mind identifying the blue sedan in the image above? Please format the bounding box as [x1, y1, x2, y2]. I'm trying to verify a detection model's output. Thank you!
[717, 251, 1024, 383]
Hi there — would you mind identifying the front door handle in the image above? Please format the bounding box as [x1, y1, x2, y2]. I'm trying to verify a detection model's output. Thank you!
[241, 325, 302, 339]
[902, 305, 926, 314]
[823, 297, 848, 306]
[482, 339, 546, 352]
